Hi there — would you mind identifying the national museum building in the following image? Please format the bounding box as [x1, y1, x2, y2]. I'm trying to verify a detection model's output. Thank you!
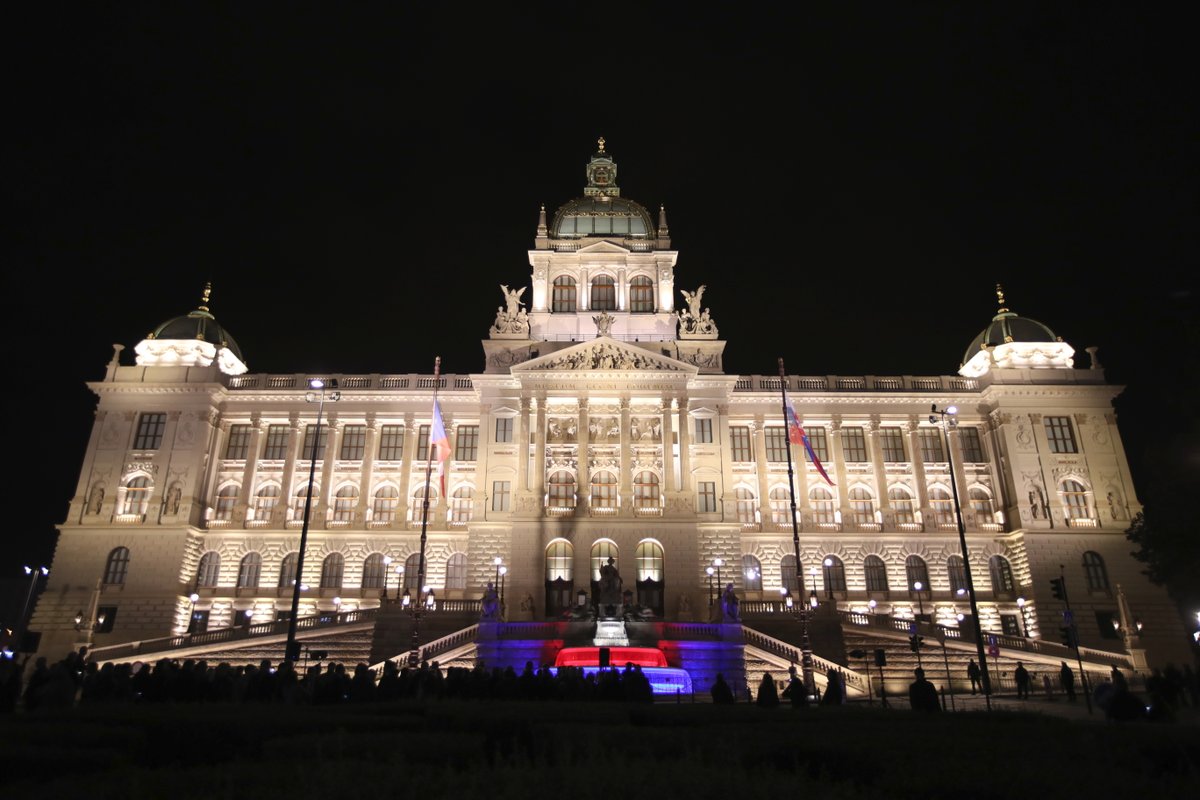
[29, 142, 1191, 692]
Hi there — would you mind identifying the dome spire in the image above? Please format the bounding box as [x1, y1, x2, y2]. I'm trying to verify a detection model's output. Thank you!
[995, 283, 1008, 314]
[597, 136, 605, 153]
[658, 204, 670, 237]
[199, 281, 212, 313]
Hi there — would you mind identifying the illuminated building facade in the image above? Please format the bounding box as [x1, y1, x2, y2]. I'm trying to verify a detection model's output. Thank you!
[29, 141, 1191, 685]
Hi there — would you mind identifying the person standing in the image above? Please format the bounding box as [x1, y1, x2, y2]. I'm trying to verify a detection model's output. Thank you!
[1014, 662, 1031, 700]
[909, 667, 940, 712]
[967, 659, 981, 694]
[1060, 661, 1077, 701]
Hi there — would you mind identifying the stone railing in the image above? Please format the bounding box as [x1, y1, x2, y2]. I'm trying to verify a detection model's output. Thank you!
[732, 375, 981, 393]
[226, 374, 476, 392]
[742, 626, 868, 694]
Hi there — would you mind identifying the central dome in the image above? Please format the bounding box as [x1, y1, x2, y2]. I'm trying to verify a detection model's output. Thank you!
[550, 195, 655, 239]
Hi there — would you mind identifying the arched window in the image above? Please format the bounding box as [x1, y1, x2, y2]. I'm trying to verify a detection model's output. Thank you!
[196, 552, 220, 588]
[254, 484, 280, 521]
[735, 487, 757, 524]
[591, 541, 619, 582]
[637, 542, 665, 582]
[362, 553, 387, 590]
[238, 552, 262, 589]
[446, 553, 468, 590]
[849, 487, 875, 526]
[373, 485, 399, 522]
[404, 553, 423, 591]
[634, 472, 660, 508]
[547, 540, 574, 582]
[451, 487, 474, 523]
[823, 555, 847, 593]
[989, 555, 1015, 597]
[552, 275, 577, 312]
[781, 554, 799, 594]
[889, 486, 915, 525]
[590, 275, 616, 310]
[1082, 551, 1110, 593]
[590, 470, 617, 509]
[214, 485, 239, 520]
[320, 553, 344, 589]
[969, 488, 994, 524]
[809, 487, 836, 524]
[629, 275, 655, 312]
[410, 486, 439, 521]
[742, 554, 762, 591]
[929, 487, 955, 525]
[1062, 480, 1092, 520]
[905, 555, 930, 592]
[548, 471, 574, 507]
[121, 476, 152, 516]
[864, 555, 889, 592]
[293, 482, 318, 518]
[278, 552, 298, 589]
[104, 546, 130, 585]
[947, 555, 967, 595]
[333, 486, 358, 521]
[769, 487, 792, 525]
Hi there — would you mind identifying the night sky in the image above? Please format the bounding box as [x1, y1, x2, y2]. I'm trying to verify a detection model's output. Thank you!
[6, 5, 1196, 576]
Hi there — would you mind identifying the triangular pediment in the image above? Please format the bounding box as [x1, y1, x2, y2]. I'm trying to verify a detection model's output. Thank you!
[512, 337, 696, 374]
[576, 240, 635, 254]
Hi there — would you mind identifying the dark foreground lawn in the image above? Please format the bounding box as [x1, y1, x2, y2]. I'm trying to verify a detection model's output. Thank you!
[2, 701, 1197, 800]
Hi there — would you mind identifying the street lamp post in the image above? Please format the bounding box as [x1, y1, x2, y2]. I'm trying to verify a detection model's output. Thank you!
[1017, 596, 1032, 637]
[931, 404, 992, 711]
[382, 556, 394, 601]
[823, 557, 835, 601]
[15, 565, 49, 653]
[498, 566, 508, 613]
[705, 566, 715, 608]
[285, 378, 341, 663]
[913, 581, 926, 620]
[188, 592, 200, 633]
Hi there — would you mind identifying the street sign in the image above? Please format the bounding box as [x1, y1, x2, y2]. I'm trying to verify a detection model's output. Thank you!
[987, 634, 999, 657]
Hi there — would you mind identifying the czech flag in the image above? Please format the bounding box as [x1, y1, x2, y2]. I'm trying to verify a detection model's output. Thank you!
[786, 399, 835, 486]
[431, 400, 452, 494]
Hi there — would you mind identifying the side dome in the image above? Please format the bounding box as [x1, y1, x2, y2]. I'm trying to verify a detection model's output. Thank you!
[959, 285, 1074, 377]
[134, 284, 248, 375]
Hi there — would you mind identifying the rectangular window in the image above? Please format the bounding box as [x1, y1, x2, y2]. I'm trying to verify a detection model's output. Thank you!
[134, 413, 166, 450]
[495, 417, 513, 443]
[416, 425, 430, 459]
[959, 427, 985, 462]
[730, 427, 753, 462]
[378, 425, 404, 460]
[880, 427, 905, 462]
[804, 427, 829, 463]
[302, 425, 328, 461]
[842, 427, 868, 463]
[698, 481, 717, 513]
[1000, 614, 1020, 636]
[455, 425, 479, 461]
[188, 609, 210, 634]
[694, 418, 713, 444]
[1043, 416, 1078, 454]
[339, 425, 366, 460]
[263, 425, 290, 460]
[765, 427, 789, 462]
[491, 480, 511, 511]
[225, 425, 252, 459]
[918, 429, 945, 462]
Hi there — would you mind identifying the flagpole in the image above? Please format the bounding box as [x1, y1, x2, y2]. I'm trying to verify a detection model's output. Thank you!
[778, 357, 817, 700]
[409, 355, 441, 668]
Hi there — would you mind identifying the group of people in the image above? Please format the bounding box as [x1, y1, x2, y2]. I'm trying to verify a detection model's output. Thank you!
[1, 650, 663, 711]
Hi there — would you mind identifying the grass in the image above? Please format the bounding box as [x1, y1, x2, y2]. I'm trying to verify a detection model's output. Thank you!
[2, 701, 1197, 799]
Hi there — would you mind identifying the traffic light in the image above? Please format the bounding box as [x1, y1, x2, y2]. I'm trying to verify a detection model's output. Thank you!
[909, 635, 923, 652]
[1049, 577, 1065, 600]
[1059, 625, 1075, 648]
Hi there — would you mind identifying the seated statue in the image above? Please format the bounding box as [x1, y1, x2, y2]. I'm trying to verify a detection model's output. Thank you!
[480, 582, 501, 620]
[720, 583, 740, 622]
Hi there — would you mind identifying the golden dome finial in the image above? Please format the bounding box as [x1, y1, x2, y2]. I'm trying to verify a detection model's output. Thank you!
[199, 281, 212, 312]
[597, 136, 606, 152]
[995, 282, 1008, 313]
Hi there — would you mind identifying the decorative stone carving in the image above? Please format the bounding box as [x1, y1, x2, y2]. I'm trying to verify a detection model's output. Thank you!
[489, 285, 531, 338]
[530, 342, 680, 371]
[677, 285, 719, 339]
[592, 311, 615, 337]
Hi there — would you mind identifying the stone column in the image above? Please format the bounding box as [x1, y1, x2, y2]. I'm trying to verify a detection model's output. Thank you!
[279, 414, 303, 525]
[829, 416, 850, 524]
[751, 419, 769, 525]
[946, 422, 972, 528]
[660, 397, 675, 493]
[619, 397, 632, 513]
[398, 414, 415, 520]
[575, 399, 588, 512]
[675, 397, 691, 492]
[533, 398, 547, 501]
[906, 416, 930, 523]
[867, 416, 890, 525]
[316, 417, 341, 525]
[516, 399, 531, 492]
[1028, 413, 1061, 526]
[234, 415, 266, 525]
[358, 414, 378, 523]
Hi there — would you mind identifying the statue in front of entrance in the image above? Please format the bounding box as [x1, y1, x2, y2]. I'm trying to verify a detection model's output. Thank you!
[720, 582, 740, 622]
[481, 582, 501, 620]
[597, 557, 623, 614]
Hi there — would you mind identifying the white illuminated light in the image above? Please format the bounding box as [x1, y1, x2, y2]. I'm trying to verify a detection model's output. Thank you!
[823, 558, 833, 567]
[946, 405, 958, 415]
[913, 581, 923, 592]
[309, 379, 325, 390]
[189, 593, 199, 603]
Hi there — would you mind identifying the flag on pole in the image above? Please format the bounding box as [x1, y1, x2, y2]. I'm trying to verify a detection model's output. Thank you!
[431, 400, 452, 495]
[786, 397, 835, 486]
